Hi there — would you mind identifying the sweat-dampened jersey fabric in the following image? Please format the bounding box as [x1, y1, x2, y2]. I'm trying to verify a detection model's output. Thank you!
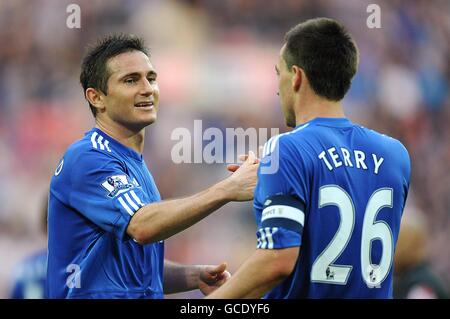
[47, 128, 164, 299]
[254, 117, 411, 298]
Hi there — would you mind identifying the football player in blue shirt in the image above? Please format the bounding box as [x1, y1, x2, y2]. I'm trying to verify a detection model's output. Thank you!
[10, 195, 48, 299]
[10, 250, 47, 299]
[208, 18, 411, 299]
[47, 34, 259, 299]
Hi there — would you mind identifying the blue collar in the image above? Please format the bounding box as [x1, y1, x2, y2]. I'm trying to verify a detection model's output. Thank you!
[296, 117, 353, 129]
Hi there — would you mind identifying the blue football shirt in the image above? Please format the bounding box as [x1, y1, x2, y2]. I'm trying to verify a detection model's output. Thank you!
[47, 128, 164, 299]
[11, 249, 47, 299]
[254, 117, 410, 298]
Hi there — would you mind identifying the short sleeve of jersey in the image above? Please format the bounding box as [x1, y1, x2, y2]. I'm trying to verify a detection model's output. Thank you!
[68, 150, 149, 241]
[254, 135, 310, 250]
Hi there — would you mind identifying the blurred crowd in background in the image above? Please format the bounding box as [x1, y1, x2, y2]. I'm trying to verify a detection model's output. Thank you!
[0, 0, 449, 298]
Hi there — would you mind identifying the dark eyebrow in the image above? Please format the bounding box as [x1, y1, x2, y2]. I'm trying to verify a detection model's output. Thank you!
[119, 70, 157, 81]
[275, 65, 279, 73]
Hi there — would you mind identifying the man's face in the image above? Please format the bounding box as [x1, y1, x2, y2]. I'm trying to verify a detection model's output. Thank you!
[276, 44, 296, 128]
[101, 50, 159, 131]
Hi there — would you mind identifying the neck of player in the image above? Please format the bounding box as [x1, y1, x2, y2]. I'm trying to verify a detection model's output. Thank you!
[295, 97, 345, 126]
[95, 119, 145, 154]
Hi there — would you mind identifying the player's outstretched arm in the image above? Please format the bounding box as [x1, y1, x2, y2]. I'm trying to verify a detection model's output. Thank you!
[127, 152, 259, 245]
[163, 260, 231, 295]
[206, 247, 299, 299]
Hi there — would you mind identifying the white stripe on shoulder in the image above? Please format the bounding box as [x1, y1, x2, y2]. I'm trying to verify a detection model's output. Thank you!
[91, 132, 112, 153]
[270, 135, 281, 154]
[292, 123, 310, 133]
[263, 135, 277, 157]
[266, 138, 275, 156]
[104, 140, 111, 152]
[275, 123, 310, 140]
[261, 123, 310, 157]
[97, 135, 105, 150]
[262, 141, 268, 158]
[91, 132, 98, 149]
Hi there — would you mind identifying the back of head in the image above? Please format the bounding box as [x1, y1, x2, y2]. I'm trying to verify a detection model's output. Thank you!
[79, 34, 149, 117]
[283, 17, 359, 101]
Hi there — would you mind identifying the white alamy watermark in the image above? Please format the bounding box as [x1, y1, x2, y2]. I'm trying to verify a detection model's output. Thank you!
[66, 264, 81, 288]
[170, 120, 280, 174]
[66, 4, 81, 29]
[367, 4, 381, 29]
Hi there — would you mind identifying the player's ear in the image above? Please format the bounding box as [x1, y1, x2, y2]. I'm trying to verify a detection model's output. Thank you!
[291, 65, 303, 92]
[85, 88, 106, 112]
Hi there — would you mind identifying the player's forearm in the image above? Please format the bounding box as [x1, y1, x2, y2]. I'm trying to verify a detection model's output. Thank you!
[206, 248, 298, 299]
[163, 260, 202, 294]
[127, 180, 231, 244]
[206, 252, 284, 299]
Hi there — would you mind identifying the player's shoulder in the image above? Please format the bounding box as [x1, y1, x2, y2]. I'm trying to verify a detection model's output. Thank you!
[360, 125, 410, 159]
[51, 129, 126, 183]
[64, 129, 122, 166]
[262, 122, 311, 157]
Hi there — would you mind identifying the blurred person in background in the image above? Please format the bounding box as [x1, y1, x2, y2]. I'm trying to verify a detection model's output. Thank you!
[9, 196, 48, 299]
[208, 17, 410, 299]
[394, 213, 449, 299]
[47, 34, 259, 299]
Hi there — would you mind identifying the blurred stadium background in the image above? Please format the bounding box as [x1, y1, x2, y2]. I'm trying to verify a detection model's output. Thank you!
[0, 0, 449, 298]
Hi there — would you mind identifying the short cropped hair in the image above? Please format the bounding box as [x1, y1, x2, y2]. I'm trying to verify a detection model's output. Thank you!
[283, 18, 359, 101]
[80, 34, 149, 116]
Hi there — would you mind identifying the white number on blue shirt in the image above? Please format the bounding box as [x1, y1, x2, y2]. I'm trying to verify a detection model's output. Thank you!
[311, 186, 394, 287]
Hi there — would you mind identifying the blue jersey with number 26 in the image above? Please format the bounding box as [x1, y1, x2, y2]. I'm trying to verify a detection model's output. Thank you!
[254, 117, 410, 298]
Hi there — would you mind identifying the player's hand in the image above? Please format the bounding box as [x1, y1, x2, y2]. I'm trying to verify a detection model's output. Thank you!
[226, 154, 248, 173]
[198, 262, 231, 295]
[225, 151, 259, 201]
[227, 146, 263, 173]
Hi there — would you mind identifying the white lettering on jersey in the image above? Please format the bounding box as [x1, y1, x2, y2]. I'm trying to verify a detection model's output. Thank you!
[354, 150, 368, 170]
[328, 147, 343, 168]
[372, 154, 384, 175]
[341, 148, 354, 167]
[318, 151, 333, 171]
[318, 147, 384, 174]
